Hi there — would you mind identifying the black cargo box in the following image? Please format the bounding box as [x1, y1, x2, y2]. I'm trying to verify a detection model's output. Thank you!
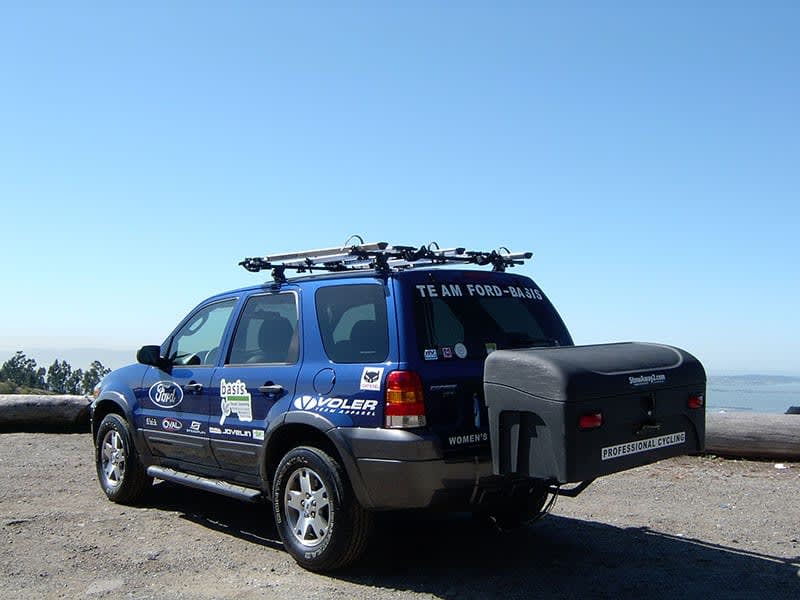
[484, 342, 705, 484]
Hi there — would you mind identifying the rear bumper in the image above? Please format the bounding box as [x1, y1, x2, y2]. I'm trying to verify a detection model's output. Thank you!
[331, 427, 494, 510]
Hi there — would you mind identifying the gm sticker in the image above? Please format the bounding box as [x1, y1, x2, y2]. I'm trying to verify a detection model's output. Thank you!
[601, 432, 685, 461]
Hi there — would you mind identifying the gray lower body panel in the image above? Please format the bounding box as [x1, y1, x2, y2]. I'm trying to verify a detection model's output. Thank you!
[333, 427, 495, 510]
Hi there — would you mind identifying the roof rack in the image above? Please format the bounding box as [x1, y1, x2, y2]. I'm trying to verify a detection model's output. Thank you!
[239, 235, 532, 283]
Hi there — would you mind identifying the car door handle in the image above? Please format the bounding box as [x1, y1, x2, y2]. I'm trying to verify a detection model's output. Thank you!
[183, 381, 204, 393]
[258, 383, 285, 396]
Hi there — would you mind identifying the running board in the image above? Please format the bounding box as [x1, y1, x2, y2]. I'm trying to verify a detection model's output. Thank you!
[147, 466, 263, 502]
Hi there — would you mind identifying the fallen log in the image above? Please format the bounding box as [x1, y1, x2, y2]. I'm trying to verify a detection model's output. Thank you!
[0, 395, 91, 432]
[705, 412, 800, 460]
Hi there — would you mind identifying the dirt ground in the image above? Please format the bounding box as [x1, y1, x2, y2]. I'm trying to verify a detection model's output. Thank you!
[1, 433, 798, 599]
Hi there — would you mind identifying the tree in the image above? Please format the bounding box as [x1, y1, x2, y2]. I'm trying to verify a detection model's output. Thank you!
[46, 360, 72, 394]
[82, 360, 111, 395]
[66, 368, 84, 395]
[1, 351, 46, 389]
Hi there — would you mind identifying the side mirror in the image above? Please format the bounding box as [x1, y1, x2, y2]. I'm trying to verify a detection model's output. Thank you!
[137, 345, 170, 370]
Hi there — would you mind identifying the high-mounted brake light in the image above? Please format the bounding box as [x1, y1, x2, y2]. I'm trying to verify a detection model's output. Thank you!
[578, 413, 603, 430]
[688, 394, 704, 409]
[385, 370, 426, 429]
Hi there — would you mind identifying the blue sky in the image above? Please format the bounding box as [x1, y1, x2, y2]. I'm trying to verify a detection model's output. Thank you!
[1, 2, 798, 374]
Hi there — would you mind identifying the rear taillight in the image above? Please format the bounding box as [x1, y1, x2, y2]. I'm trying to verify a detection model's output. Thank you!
[384, 370, 426, 428]
[688, 394, 704, 409]
[578, 412, 603, 430]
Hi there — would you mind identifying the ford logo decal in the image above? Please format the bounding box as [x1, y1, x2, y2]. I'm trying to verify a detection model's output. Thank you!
[148, 381, 184, 409]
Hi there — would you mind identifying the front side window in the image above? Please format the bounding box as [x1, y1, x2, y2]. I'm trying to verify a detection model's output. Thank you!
[316, 284, 389, 363]
[169, 299, 236, 366]
[227, 293, 299, 364]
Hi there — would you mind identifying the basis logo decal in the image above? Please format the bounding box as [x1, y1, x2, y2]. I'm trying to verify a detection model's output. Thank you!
[148, 381, 184, 409]
[293, 395, 378, 416]
[360, 367, 384, 391]
[629, 373, 667, 387]
[161, 417, 182, 431]
[219, 378, 253, 426]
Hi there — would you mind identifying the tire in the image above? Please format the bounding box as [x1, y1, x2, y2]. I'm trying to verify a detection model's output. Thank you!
[95, 413, 152, 504]
[272, 446, 373, 571]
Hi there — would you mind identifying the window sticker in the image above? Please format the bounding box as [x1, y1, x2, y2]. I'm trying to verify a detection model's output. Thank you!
[415, 283, 543, 300]
[441, 347, 453, 359]
[424, 348, 438, 361]
[485, 342, 497, 355]
[454, 343, 468, 359]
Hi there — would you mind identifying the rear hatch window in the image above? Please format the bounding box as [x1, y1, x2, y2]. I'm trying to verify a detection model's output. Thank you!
[413, 277, 573, 361]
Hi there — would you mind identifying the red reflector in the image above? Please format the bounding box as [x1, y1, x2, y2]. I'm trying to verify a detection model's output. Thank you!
[579, 413, 603, 430]
[688, 394, 704, 409]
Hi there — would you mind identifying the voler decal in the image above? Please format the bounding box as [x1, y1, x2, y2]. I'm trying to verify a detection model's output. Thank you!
[293, 395, 378, 416]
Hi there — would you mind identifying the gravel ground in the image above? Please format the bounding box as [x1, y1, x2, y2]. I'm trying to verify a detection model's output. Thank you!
[1, 433, 798, 599]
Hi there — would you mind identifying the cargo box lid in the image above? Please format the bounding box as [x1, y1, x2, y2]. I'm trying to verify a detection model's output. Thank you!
[484, 342, 705, 402]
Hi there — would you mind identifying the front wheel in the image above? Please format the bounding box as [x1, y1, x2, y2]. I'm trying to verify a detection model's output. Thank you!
[272, 446, 372, 571]
[95, 413, 151, 504]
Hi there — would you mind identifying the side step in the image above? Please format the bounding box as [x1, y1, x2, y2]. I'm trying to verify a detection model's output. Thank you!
[147, 466, 263, 503]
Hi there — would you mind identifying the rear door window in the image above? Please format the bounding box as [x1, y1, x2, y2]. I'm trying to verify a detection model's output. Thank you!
[316, 284, 389, 363]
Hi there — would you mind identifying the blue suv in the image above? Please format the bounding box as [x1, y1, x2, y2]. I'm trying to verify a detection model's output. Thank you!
[91, 241, 705, 571]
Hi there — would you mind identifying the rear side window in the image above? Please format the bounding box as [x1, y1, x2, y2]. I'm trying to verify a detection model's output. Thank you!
[228, 293, 299, 364]
[316, 284, 389, 363]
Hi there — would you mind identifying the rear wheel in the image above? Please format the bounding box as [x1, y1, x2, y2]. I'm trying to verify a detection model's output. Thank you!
[95, 413, 151, 504]
[272, 446, 372, 571]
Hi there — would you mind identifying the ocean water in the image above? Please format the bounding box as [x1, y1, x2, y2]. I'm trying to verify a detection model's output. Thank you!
[706, 376, 800, 414]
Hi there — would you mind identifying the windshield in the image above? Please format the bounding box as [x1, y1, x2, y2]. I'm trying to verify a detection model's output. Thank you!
[412, 278, 573, 361]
